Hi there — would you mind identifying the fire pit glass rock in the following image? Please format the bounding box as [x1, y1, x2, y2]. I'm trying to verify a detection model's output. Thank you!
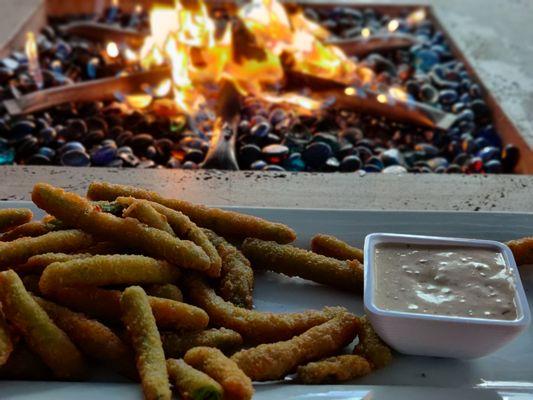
[0, 1, 520, 174]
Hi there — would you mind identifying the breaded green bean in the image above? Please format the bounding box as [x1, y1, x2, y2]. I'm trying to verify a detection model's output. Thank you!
[185, 347, 253, 400]
[14, 252, 93, 275]
[0, 229, 94, 269]
[231, 313, 359, 381]
[146, 283, 183, 302]
[49, 286, 208, 330]
[0, 208, 33, 233]
[39, 255, 180, 295]
[296, 354, 371, 383]
[311, 234, 364, 263]
[118, 198, 221, 278]
[506, 237, 533, 266]
[0, 270, 85, 379]
[33, 296, 131, 364]
[123, 200, 174, 235]
[32, 183, 210, 272]
[121, 286, 171, 400]
[0, 344, 52, 380]
[0, 221, 52, 242]
[167, 358, 223, 400]
[353, 316, 392, 369]
[242, 238, 364, 292]
[0, 312, 13, 366]
[88, 181, 296, 243]
[162, 328, 243, 358]
[185, 275, 344, 343]
[203, 229, 254, 309]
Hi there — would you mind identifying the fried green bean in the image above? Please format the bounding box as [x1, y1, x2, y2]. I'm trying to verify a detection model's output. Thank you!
[0, 229, 94, 269]
[14, 252, 93, 275]
[121, 286, 171, 400]
[0, 270, 85, 379]
[185, 275, 344, 343]
[88, 181, 296, 243]
[231, 313, 359, 381]
[0, 221, 53, 242]
[203, 229, 254, 309]
[39, 255, 180, 295]
[0, 312, 13, 366]
[123, 200, 174, 235]
[0, 209, 33, 233]
[353, 316, 392, 369]
[32, 183, 210, 272]
[146, 283, 183, 302]
[296, 354, 371, 383]
[161, 328, 243, 358]
[49, 286, 208, 330]
[0, 344, 52, 380]
[33, 296, 130, 364]
[185, 347, 253, 400]
[506, 237, 533, 266]
[242, 238, 364, 292]
[118, 198, 221, 278]
[167, 358, 223, 400]
[311, 234, 364, 263]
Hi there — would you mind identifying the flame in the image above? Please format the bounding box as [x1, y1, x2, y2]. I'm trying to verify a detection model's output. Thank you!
[124, 47, 138, 62]
[406, 9, 426, 26]
[137, 0, 365, 115]
[25, 31, 44, 89]
[154, 79, 172, 97]
[361, 27, 371, 38]
[106, 41, 120, 58]
[387, 19, 400, 33]
[389, 86, 408, 102]
[376, 93, 388, 104]
[125, 93, 153, 109]
[111, 0, 119, 7]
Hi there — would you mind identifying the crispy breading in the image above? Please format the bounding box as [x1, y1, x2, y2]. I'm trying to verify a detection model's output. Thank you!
[162, 328, 243, 358]
[0, 230, 94, 269]
[353, 316, 393, 369]
[123, 200, 174, 235]
[0, 209, 33, 233]
[32, 183, 210, 272]
[311, 234, 364, 263]
[242, 238, 364, 292]
[145, 284, 183, 302]
[185, 347, 253, 400]
[185, 275, 345, 343]
[204, 229, 254, 308]
[0, 270, 85, 379]
[231, 313, 359, 381]
[87, 182, 296, 243]
[297, 354, 371, 383]
[506, 237, 533, 266]
[167, 358, 223, 400]
[49, 286, 208, 330]
[121, 286, 171, 400]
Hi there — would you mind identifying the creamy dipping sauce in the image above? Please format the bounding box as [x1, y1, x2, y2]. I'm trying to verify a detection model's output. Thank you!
[373, 243, 518, 320]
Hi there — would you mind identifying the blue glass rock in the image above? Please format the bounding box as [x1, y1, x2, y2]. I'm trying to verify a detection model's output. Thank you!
[485, 159, 502, 173]
[250, 122, 271, 138]
[438, 89, 458, 105]
[250, 160, 267, 170]
[239, 144, 262, 167]
[477, 146, 501, 162]
[91, 146, 117, 166]
[283, 153, 306, 171]
[382, 165, 407, 174]
[414, 49, 440, 72]
[302, 142, 332, 168]
[262, 165, 286, 171]
[61, 150, 91, 167]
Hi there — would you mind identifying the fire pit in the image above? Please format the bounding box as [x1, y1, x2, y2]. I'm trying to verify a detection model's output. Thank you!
[0, 0, 529, 174]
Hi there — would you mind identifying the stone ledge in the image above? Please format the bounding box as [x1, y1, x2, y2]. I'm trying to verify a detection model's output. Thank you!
[1, 166, 531, 212]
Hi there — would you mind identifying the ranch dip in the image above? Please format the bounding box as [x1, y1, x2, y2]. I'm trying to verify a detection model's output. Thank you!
[373, 243, 518, 320]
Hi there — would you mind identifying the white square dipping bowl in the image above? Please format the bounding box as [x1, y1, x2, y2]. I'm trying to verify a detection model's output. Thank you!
[363, 233, 531, 359]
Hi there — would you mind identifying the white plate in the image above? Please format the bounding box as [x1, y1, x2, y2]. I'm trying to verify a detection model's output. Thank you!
[1, 201, 533, 400]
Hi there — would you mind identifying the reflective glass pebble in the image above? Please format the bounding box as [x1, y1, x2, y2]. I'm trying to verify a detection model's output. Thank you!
[10, 120, 36, 141]
[250, 121, 271, 138]
[485, 159, 502, 173]
[453, 152, 470, 166]
[59, 141, 85, 154]
[91, 146, 117, 166]
[466, 157, 484, 173]
[323, 157, 340, 172]
[337, 143, 355, 159]
[26, 153, 51, 165]
[414, 49, 439, 72]
[382, 165, 407, 174]
[283, 153, 306, 172]
[473, 137, 489, 150]
[184, 148, 204, 164]
[364, 164, 382, 173]
[0, 147, 15, 165]
[414, 143, 439, 158]
[167, 158, 181, 169]
[470, 99, 490, 123]
[356, 146, 373, 163]
[312, 133, 340, 153]
[438, 89, 458, 105]
[262, 144, 289, 164]
[61, 149, 90, 167]
[138, 159, 157, 168]
[250, 160, 267, 170]
[87, 58, 100, 79]
[145, 145, 158, 159]
[419, 84, 438, 103]
[130, 134, 154, 151]
[427, 157, 449, 170]
[101, 139, 117, 149]
[37, 147, 56, 159]
[339, 155, 361, 172]
[302, 142, 332, 168]
[469, 84, 482, 98]
[39, 127, 57, 144]
[118, 152, 140, 167]
[262, 165, 286, 171]
[446, 164, 462, 173]
[380, 148, 403, 166]
[239, 144, 262, 167]
[16, 135, 39, 158]
[105, 159, 124, 168]
[477, 146, 500, 162]
[478, 126, 502, 147]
